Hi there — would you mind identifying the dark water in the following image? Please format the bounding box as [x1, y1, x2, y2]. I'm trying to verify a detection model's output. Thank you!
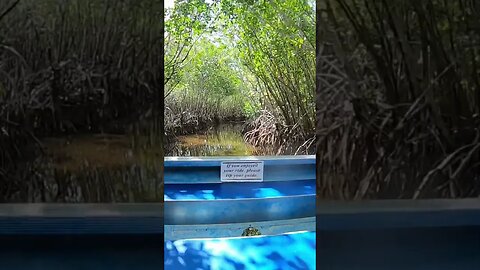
[164, 231, 315, 270]
[165, 123, 315, 157]
[166, 123, 257, 156]
[1, 130, 163, 203]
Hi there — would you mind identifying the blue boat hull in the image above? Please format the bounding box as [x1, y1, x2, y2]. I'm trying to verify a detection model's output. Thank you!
[318, 199, 480, 270]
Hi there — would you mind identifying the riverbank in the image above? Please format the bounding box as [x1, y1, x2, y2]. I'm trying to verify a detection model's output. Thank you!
[165, 123, 254, 156]
[0, 122, 163, 203]
[165, 121, 316, 157]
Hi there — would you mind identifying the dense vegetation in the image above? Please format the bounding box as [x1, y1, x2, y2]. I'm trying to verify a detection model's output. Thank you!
[165, 0, 315, 153]
[165, 38, 251, 134]
[317, 0, 480, 199]
[0, 0, 163, 202]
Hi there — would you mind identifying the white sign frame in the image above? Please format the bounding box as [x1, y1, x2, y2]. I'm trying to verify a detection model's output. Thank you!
[220, 161, 264, 182]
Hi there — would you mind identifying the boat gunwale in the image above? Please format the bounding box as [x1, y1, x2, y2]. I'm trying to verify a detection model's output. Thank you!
[0, 203, 163, 218]
[164, 155, 315, 167]
[165, 194, 315, 225]
[317, 198, 480, 230]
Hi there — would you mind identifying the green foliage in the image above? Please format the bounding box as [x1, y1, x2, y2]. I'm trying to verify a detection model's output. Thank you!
[184, 41, 243, 98]
[165, 39, 248, 129]
[164, 0, 214, 96]
[243, 100, 259, 119]
[220, 0, 316, 137]
[165, 0, 315, 148]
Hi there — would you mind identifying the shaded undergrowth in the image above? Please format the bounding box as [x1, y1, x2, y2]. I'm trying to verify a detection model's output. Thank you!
[317, 0, 480, 199]
[0, 0, 163, 202]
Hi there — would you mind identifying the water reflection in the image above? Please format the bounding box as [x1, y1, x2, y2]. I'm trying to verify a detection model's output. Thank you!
[0, 0, 163, 204]
[1, 130, 163, 203]
[165, 123, 312, 157]
[164, 231, 316, 270]
[43, 134, 162, 171]
[166, 124, 257, 156]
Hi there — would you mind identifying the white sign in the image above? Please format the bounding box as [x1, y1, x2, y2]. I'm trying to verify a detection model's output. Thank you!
[220, 161, 264, 182]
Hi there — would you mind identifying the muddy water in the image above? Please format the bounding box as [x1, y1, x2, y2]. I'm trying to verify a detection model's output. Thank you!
[1, 132, 163, 203]
[2, 122, 304, 202]
[42, 134, 162, 171]
[165, 123, 313, 157]
[165, 123, 257, 156]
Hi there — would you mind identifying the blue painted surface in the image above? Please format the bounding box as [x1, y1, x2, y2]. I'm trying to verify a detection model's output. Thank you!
[165, 157, 316, 227]
[0, 204, 163, 235]
[0, 205, 163, 269]
[317, 199, 480, 231]
[165, 165, 315, 184]
[317, 200, 480, 269]
[0, 235, 163, 270]
[165, 217, 315, 240]
[164, 157, 316, 226]
[165, 195, 315, 225]
[165, 180, 315, 200]
[318, 209, 480, 231]
[164, 231, 316, 270]
[0, 217, 163, 235]
[165, 156, 316, 268]
[164, 156, 316, 167]
[318, 226, 480, 270]
[164, 156, 315, 184]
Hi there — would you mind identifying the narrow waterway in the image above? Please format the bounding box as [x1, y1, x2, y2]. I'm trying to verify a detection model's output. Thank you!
[165, 122, 312, 156]
[2, 121, 309, 202]
[1, 128, 163, 203]
[165, 123, 257, 156]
